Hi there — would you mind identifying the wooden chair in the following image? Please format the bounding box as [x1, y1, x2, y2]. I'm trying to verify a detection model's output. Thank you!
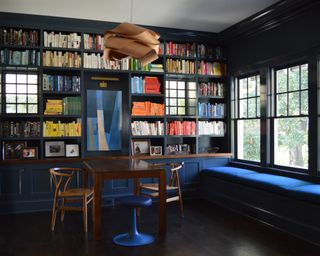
[137, 162, 184, 217]
[49, 167, 94, 232]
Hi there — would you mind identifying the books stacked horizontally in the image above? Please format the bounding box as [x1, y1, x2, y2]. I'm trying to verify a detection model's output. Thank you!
[43, 75, 80, 92]
[149, 63, 164, 72]
[131, 101, 164, 116]
[131, 121, 164, 136]
[44, 31, 81, 49]
[131, 76, 161, 94]
[198, 121, 225, 136]
[130, 59, 164, 72]
[43, 120, 81, 137]
[198, 103, 225, 118]
[166, 121, 196, 135]
[44, 97, 81, 115]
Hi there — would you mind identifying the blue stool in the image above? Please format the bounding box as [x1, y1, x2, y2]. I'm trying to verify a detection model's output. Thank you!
[113, 195, 155, 246]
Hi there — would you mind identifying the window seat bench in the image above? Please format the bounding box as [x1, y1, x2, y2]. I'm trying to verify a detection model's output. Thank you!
[201, 166, 320, 245]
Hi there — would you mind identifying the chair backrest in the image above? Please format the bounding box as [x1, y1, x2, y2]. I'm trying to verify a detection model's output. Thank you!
[168, 163, 183, 187]
[49, 167, 81, 196]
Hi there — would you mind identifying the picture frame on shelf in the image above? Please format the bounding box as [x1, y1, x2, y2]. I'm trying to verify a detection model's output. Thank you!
[3, 141, 26, 160]
[65, 144, 80, 158]
[45, 141, 65, 158]
[131, 139, 150, 156]
[150, 146, 162, 156]
[21, 147, 38, 159]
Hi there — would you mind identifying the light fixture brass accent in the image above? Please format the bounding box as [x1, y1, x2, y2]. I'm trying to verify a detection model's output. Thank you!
[91, 76, 120, 81]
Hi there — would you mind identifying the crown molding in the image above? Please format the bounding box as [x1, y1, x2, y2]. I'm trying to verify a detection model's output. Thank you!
[219, 0, 320, 42]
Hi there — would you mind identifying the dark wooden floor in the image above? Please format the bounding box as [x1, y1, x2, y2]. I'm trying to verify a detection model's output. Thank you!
[0, 199, 319, 256]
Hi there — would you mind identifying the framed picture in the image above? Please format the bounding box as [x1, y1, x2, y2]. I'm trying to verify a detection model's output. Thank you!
[21, 147, 38, 159]
[45, 141, 65, 157]
[150, 146, 162, 156]
[131, 139, 150, 155]
[3, 141, 26, 160]
[65, 144, 80, 157]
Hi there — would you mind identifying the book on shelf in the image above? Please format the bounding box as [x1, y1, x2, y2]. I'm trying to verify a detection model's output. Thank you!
[43, 74, 80, 92]
[131, 101, 164, 116]
[131, 121, 164, 136]
[0, 49, 40, 66]
[197, 44, 223, 60]
[130, 59, 164, 72]
[198, 121, 225, 136]
[44, 97, 81, 115]
[43, 51, 81, 68]
[131, 76, 161, 94]
[166, 41, 196, 57]
[43, 31, 81, 48]
[43, 120, 81, 137]
[199, 82, 224, 97]
[198, 103, 225, 118]
[1, 121, 40, 137]
[166, 58, 195, 74]
[1, 28, 39, 46]
[166, 121, 196, 135]
[83, 34, 104, 50]
[198, 61, 225, 76]
[83, 53, 129, 70]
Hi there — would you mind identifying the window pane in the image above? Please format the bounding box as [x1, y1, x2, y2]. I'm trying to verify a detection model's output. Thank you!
[301, 91, 308, 115]
[239, 78, 247, 98]
[257, 76, 260, 96]
[169, 81, 177, 89]
[274, 117, 308, 169]
[6, 74, 16, 83]
[178, 81, 185, 89]
[288, 92, 299, 116]
[257, 100, 260, 117]
[178, 90, 185, 97]
[289, 65, 299, 91]
[6, 84, 16, 93]
[248, 76, 256, 97]
[170, 89, 176, 97]
[6, 94, 16, 103]
[178, 107, 185, 115]
[188, 99, 197, 107]
[178, 99, 185, 106]
[188, 107, 196, 115]
[17, 94, 27, 103]
[6, 104, 16, 113]
[28, 104, 38, 113]
[28, 95, 38, 103]
[28, 74, 38, 84]
[17, 74, 27, 83]
[239, 99, 247, 118]
[237, 119, 260, 162]
[169, 99, 177, 106]
[170, 107, 177, 115]
[301, 64, 308, 90]
[277, 94, 287, 116]
[17, 84, 27, 93]
[28, 84, 38, 93]
[17, 104, 27, 113]
[188, 82, 196, 90]
[188, 90, 196, 98]
[276, 69, 287, 93]
[248, 98, 256, 118]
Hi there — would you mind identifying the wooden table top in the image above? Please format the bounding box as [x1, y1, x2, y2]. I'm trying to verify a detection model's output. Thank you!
[83, 158, 164, 174]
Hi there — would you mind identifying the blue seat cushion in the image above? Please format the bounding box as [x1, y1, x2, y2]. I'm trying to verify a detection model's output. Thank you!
[118, 195, 152, 208]
[287, 184, 320, 204]
[236, 173, 311, 193]
[202, 166, 257, 182]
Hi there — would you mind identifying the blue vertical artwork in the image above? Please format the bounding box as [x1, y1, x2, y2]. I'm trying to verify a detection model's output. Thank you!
[87, 90, 122, 151]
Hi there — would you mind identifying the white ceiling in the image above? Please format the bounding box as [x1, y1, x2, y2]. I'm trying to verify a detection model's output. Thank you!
[1, 0, 279, 33]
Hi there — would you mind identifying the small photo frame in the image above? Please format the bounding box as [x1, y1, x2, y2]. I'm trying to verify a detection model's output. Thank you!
[131, 139, 150, 156]
[150, 146, 162, 156]
[21, 147, 38, 159]
[3, 141, 26, 160]
[65, 144, 80, 158]
[45, 141, 65, 158]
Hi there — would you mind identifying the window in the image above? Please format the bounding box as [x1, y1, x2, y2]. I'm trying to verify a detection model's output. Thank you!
[165, 80, 197, 116]
[233, 74, 260, 162]
[273, 64, 308, 169]
[4, 72, 38, 114]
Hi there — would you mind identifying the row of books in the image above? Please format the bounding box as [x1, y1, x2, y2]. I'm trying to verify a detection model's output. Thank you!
[129, 59, 164, 72]
[1, 28, 39, 46]
[83, 34, 104, 50]
[43, 75, 81, 92]
[1, 121, 41, 138]
[43, 120, 81, 137]
[44, 97, 81, 115]
[131, 121, 164, 136]
[198, 121, 225, 136]
[0, 49, 40, 66]
[197, 61, 225, 76]
[199, 82, 224, 97]
[83, 53, 129, 70]
[131, 76, 161, 94]
[166, 121, 196, 135]
[197, 44, 223, 60]
[198, 103, 225, 118]
[132, 101, 164, 116]
[165, 42, 196, 57]
[166, 59, 195, 74]
[43, 31, 81, 49]
[43, 51, 81, 68]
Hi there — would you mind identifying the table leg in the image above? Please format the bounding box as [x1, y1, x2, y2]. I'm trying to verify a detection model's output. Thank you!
[158, 170, 167, 235]
[93, 174, 102, 240]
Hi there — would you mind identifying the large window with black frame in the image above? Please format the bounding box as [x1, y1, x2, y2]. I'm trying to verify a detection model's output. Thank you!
[233, 74, 260, 162]
[273, 63, 308, 169]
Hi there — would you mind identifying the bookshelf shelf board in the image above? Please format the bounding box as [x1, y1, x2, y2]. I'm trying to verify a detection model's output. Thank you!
[166, 135, 197, 138]
[197, 74, 225, 79]
[43, 91, 81, 95]
[1, 137, 41, 141]
[83, 68, 129, 73]
[1, 157, 83, 164]
[43, 115, 82, 118]
[43, 136, 82, 140]
[131, 135, 165, 139]
[197, 56, 227, 62]
[131, 93, 164, 98]
[43, 47, 81, 52]
[198, 96, 224, 99]
[131, 116, 164, 119]
[130, 70, 165, 75]
[198, 134, 225, 138]
[166, 115, 197, 119]
[1, 64, 40, 68]
[42, 66, 81, 72]
[165, 73, 196, 79]
[83, 49, 103, 53]
[1, 114, 40, 118]
[198, 116, 225, 120]
[165, 55, 196, 60]
[0, 44, 41, 50]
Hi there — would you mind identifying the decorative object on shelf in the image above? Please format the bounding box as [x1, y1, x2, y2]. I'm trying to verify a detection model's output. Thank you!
[45, 141, 65, 158]
[150, 146, 162, 156]
[65, 144, 80, 157]
[131, 139, 150, 156]
[21, 147, 38, 159]
[104, 22, 160, 66]
[3, 141, 26, 160]
[166, 144, 190, 155]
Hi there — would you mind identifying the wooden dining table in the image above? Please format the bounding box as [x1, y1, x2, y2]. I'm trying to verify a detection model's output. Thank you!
[83, 158, 167, 240]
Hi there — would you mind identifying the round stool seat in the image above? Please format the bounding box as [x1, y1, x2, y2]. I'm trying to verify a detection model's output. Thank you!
[118, 195, 152, 208]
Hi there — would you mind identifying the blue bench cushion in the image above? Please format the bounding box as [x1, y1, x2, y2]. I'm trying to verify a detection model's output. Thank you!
[287, 185, 320, 204]
[202, 167, 256, 182]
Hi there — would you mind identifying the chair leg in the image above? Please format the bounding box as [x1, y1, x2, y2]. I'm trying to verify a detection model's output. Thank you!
[177, 188, 184, 218]
[60, 198, 65, 222]
[83, 196, 88, 233]
[51, 198, 58, 231]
